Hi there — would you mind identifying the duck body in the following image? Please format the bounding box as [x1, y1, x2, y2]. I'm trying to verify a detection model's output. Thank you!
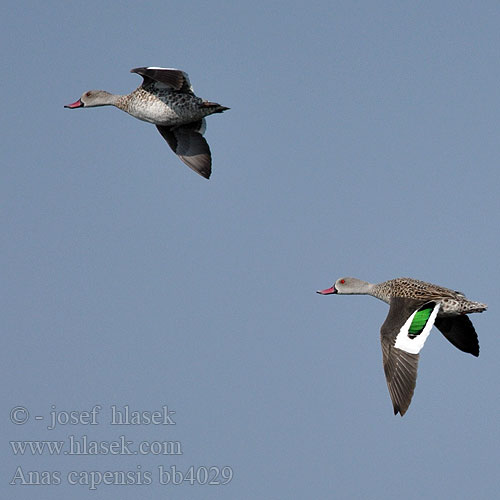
[119, 83, 225, 127]
[65, 67, 229, 179]
[317, 276, 487, 416]
[370, 277, 487, 316]
[120, 86, 189, 125]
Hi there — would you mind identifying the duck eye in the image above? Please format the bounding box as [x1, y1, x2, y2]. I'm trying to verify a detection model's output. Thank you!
[340, 279, 345, 284]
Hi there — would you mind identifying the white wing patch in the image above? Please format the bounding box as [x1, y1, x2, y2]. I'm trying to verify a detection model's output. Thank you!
[197, 118, 207, 135]
[394, 302, 441, 354]
[144, 66, 179, 70]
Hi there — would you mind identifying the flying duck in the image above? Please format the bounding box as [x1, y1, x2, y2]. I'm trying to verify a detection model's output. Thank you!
[317, 277, 487, 416]
[65, 67, 229, 179]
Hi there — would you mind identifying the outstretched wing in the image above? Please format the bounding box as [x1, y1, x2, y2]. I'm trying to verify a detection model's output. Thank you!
[380, 297, 440, 416]
[131, 67, 194, 94]
[156, 121, 211, 179]
[434, 315, 480, 357]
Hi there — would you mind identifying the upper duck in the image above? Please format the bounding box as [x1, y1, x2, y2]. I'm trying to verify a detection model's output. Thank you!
[317, 277, 487, 416]
[65, 67, 229, 179]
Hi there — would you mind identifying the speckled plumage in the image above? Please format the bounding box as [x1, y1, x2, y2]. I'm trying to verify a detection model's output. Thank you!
[65, 67, 229, 179]
[117, 85, 220, 126]
[371, 277, 487, 315]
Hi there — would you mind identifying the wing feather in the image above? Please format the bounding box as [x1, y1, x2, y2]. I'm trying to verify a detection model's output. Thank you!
[156, 123, 211, 179]
[380, 297, 438, 416]
[131, 67, 194, 93]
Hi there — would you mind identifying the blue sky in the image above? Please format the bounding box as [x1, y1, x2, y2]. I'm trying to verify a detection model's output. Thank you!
[2, 1, 499, 498]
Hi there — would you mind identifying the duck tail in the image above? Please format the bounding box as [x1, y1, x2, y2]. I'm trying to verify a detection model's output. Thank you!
[468, 301, 487, 313]
[202, 101, 230, 113]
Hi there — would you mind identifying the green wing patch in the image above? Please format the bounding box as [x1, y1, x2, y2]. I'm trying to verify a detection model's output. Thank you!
[408, 303, 435, 337]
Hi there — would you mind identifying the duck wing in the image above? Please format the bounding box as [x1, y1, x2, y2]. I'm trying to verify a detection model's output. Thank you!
[156, 120, 211, 179]
[434, 315, 479, 357]
[131, 67, 194, 94]
[380, 297, 440, 416]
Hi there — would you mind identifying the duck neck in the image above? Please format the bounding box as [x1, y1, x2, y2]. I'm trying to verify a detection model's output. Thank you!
[106, 93, 124, 108]
[370, 282, 391, 304]
[357, 280, 377, 297]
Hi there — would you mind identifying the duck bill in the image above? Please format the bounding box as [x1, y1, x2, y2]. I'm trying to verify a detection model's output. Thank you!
[64, 99, 83, 109]
[316, 286, 337, 295]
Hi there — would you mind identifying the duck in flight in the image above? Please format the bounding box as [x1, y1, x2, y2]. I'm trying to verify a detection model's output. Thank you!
[317, 277, 487, 416]
[65, 67, 229, 179]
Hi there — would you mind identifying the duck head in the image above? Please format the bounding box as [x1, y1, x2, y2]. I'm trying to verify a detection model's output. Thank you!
[317, 277, 373, 295]
[65, 90, 115, 108]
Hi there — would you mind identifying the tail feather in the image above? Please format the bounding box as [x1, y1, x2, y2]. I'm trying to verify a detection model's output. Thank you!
[202, 101, 229, 113]
[469, 301, 487, 313]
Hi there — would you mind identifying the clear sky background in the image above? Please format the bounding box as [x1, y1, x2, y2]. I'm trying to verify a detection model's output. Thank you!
[2, 1, 499, 498]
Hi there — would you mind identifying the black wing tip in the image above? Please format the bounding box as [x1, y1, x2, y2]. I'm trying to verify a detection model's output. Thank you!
[462, 342, 480, 357]
[434, 316, 481, 357]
